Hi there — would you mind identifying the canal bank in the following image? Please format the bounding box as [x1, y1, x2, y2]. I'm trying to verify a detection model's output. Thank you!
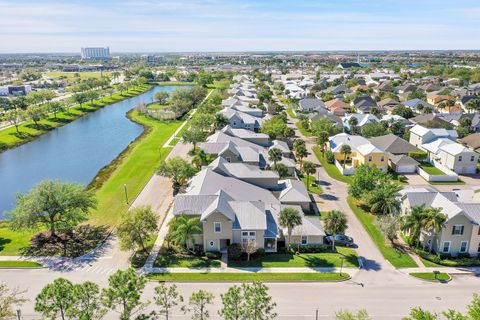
[0, 84, 153, 152]
[0, 85, 195, 256]
[0, 85, 190, 217]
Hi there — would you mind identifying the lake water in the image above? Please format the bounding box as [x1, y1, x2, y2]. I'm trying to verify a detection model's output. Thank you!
[0, 85, 187, 219]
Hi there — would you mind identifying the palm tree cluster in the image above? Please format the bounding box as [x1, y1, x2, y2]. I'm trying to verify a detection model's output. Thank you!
[401, 205, 447, 252]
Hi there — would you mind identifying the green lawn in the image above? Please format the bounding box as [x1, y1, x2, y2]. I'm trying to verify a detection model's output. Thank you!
[313, 146, 353, 184]
[300, 175, 323, 195]
[228, 248, 358, 268]
[347, 197, 418, 268]
[148, 272, 350, 282]
[410, 272, 450, 282]
[419, 162, 445, 175]
[154, 251, 221, 268]
[0, 222, 37, 256]
[88, 111, 183, 226]
[0, 85, 151, 152]
[0, 261, 42, 268]
[429, 180, 465, 185]
[45, 71, 111, 80]
[286, 108, 297, 118]
[296, 122, 312, 137]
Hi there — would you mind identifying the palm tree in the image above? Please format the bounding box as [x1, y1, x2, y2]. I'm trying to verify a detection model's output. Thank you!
[268, 147, 283, 167]
[168, 214, 202, 251]
[293, 144, 308, 170]
[317, 131, 330, 153]
[367, 182, 402, 215]
[191, 150, 210, 170]
[279, 208, 302, 247]
[348, 117, 358, 134]
[322, 210, 348, 250]
[422, 207, 447, 252]
[340, 144, 352, 168]
[302, 161, 316, 190]
[401, 205, 427, 248]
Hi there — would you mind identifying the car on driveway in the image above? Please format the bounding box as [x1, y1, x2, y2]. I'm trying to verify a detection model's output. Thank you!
[325, 234, 354, 247]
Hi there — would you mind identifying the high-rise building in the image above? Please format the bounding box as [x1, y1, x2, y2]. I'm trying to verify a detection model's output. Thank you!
[81, 47, 110, 60]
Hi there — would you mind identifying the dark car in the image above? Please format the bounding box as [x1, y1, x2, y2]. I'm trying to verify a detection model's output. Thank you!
[325, 234, 354, 247]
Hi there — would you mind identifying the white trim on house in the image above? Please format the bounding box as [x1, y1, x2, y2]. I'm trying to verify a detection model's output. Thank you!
[460, 241, 469, 253]
[442, 241, 451, 253]
[214, 222, 222, 233]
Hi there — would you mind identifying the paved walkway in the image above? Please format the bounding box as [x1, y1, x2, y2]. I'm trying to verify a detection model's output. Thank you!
[144, 266, 360, 275]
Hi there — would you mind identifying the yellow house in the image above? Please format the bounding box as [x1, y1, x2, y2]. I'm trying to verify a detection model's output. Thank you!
[328, 133, 388, 175]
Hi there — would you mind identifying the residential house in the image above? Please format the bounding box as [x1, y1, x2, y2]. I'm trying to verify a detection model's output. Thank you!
[400, 188, 480, 257]
[460, 133, 480, 153]
[351, 96, 379, 114]
[342, 113, 379, 131]
[401, 98, 434, 113]
[325, 99, 351, 116]
[172, 167, 325, 253]
[369, 133, 421, 173]
[328, 133, 389, 175]
[410, 125, 478, 174]
[298, 98, 326, 112]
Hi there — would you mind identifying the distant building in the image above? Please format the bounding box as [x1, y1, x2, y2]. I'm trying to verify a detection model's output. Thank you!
[0, 85, 32, 96]
[81, 47, 110, 60]
[141, 55, 165, 63]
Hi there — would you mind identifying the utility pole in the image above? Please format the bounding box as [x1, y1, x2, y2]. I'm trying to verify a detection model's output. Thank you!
[124, 183, 129, 204]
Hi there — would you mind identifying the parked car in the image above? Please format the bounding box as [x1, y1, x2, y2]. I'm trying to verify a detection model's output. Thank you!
[325, 234, 354, 247]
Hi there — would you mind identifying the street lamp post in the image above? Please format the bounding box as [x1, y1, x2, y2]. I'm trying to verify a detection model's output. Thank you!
[16, 309, 21, 320]
[124, 183, 129, 204]
[340, 257, 345, 276]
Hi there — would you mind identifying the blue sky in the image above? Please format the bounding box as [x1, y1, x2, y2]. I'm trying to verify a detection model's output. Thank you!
[0, 0, 479, 53]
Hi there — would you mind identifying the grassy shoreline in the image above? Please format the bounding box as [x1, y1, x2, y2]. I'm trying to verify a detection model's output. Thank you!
[0, 84, 152, 152]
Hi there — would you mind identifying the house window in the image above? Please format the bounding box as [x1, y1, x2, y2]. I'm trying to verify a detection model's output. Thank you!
[452, 225, 464, 235]
[459, 156, 463, 162]
[477, 243, 480, 253]
[214, 222, 221, 233]
[471, 155, 475, 162]
[225, 157, 231, 162]
[442, 241, 451, 253]
[380, 156, 384, 162]
[368, 156, 372, 162]
[301, 236, 308, 245]
[209, 241, 215, 247]
[460, 241, 469, 253]
[233, 121, 237, 126]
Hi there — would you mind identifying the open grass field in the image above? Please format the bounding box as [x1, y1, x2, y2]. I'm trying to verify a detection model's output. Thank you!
[0, 85, 151, 152]
[313, 146, 353, 184]
[45, 71, 112, 80]
[0, 261, 42, 268]
[148, 272, 350, 282]
[347, 197, 417, 268]
[228, 247, 358, 268]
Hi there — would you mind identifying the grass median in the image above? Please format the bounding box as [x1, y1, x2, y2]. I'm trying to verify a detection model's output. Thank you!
[0, 261, 42, 268]
[148, 272, 350, 282]
[410, 272, 450, 282]
[347, 197, 417, 268]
